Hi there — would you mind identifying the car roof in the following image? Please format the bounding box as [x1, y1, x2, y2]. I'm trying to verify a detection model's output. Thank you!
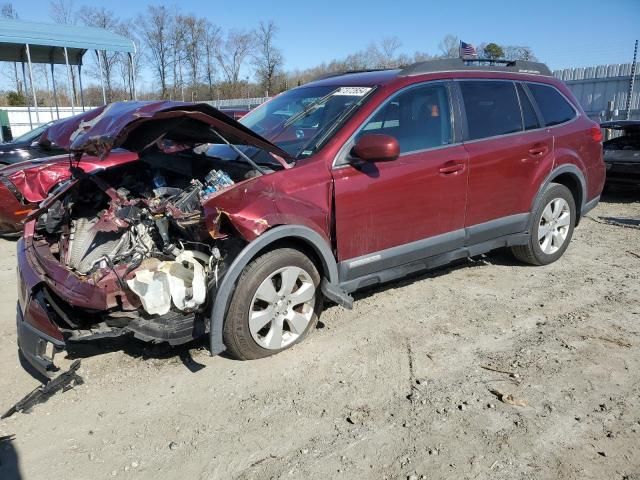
[305, 69, 401, 88]
[304, 58, 553, 88]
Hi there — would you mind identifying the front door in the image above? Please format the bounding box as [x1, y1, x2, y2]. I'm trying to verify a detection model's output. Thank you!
[332, 82, 469, 279]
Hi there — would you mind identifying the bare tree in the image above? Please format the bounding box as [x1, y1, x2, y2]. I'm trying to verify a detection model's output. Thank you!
[503, 45, 537, 61]
[438, 34, 459, 58]
[49, 0, 75, 24]
[378, 36, 402, 67]
[203, 21, 221, 100]
[116, 21, 143, 99]
[169, 14, 187, 100]
[1, 3, 22, 95]
[413, 51, 434, 63]
[252, 20, 283, 96]
[137, 5, 171, 99]
[78, 6, 120, 102]
[182, 14, 207, 97]
[48, 0, 80, 105]
[216, 29, 255, 85]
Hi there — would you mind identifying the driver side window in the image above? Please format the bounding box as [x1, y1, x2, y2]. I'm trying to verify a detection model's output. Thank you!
[358, 83, 452, 154]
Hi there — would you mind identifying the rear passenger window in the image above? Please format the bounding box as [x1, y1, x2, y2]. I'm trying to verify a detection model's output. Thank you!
[527, 83, 576, 126]
[517, 84, 540, 130]
[359, 83, 452, 154]
[460, 81, 522, 140]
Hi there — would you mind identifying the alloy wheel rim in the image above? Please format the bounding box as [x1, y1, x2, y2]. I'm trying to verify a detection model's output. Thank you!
[248, 266, 316, 350]
[538, 197, 571, 254]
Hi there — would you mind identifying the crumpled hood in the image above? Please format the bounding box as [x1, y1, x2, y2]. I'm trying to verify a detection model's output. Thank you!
[39, 101, 293, 162]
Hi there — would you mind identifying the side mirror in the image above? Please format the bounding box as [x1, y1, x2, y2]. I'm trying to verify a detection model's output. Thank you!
[351, 134, 399, 162]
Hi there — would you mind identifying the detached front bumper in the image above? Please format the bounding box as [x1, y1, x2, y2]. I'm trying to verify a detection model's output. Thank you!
[16, 234, 208, 377]
[16, 237, 66, 377]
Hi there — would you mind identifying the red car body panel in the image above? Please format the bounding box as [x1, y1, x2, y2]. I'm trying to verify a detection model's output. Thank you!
[41, 101, 292, 162]
[204, 158, 333, 243]
[463, 130, 555, 226]
[332, 145, 469, 261]
[0, 152, 140, 232]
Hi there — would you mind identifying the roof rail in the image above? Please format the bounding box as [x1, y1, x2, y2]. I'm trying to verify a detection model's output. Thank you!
[399, 58, 552, 77]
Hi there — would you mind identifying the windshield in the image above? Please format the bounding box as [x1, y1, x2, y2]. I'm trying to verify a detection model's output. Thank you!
[239, 85, 374, 159]
[12, 122, 53, 144]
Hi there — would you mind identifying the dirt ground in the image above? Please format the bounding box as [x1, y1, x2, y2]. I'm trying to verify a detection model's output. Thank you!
[0, 188, 639, 480]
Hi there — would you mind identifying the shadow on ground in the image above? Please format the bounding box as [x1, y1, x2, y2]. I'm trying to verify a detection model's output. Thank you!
[601, 185, 640, 204]
[0, 435, 21, 480]
[65, 335, 210, 373]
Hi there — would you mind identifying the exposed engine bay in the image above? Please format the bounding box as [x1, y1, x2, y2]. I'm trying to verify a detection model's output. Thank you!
[31, 148, 262, 344]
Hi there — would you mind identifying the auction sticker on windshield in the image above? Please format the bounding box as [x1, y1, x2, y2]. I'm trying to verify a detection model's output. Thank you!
[334, 87, 372, 96]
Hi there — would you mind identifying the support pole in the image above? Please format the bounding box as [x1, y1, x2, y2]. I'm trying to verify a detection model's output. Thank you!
[96, 50, 107, 105]
[20, 60, 33, 130]
[626, 39, 638, 120]
[78, 64, 86, 111]
[50, 62, 60, 119]
[63, 47, 76, 115]
[128, 52, 137, 100]
[43, 63, 54, 119]
[25, 44, 40, 124]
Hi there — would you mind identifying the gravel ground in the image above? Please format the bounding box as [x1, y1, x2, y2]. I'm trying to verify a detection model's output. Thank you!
[0, 189, 639, 480]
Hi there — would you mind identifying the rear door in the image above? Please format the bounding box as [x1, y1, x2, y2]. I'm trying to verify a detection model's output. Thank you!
[459, 80, 553, 243]
[332, 81, 469, 277]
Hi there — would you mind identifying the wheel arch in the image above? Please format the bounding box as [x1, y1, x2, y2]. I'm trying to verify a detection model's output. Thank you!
[208, 224, 349, 355]
[532, 164, 586, 227]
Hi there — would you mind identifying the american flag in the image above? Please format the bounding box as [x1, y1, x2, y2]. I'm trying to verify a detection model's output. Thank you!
[459, 41, 477, 58]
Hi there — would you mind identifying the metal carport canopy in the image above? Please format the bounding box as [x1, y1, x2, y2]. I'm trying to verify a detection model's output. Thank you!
[0, 18, 136, 130]
[0, 18, 135, 65]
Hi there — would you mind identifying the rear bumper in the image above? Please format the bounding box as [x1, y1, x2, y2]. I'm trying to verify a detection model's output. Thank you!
[604, 161, 640, 185]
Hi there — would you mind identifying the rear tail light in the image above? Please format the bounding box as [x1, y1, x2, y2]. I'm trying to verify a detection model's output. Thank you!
[590, 125, 603, 143]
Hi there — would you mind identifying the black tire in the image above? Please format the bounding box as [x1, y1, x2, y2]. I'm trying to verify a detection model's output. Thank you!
[223, 247, 323, 360]
[511, 183, 576, 266]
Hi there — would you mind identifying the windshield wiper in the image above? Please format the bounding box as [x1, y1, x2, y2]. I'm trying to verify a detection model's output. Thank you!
[281, 88, 340, 129]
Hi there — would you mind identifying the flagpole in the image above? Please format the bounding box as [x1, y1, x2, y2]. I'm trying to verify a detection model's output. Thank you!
[626, 39, 638, 120]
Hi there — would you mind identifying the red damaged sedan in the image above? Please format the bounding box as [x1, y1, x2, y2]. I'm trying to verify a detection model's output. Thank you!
[15, 59, 604, 376]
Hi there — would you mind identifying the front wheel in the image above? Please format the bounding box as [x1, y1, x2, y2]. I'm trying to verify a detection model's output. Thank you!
[511, 183, 576, 266]
[223, 247, 323, 360]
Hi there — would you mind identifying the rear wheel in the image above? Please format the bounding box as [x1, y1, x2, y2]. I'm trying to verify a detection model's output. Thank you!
[223, 247, 323, 360]
[511, 183, 576, 266]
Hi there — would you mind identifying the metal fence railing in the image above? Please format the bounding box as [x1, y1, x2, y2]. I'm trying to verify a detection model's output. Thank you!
[554, 63, 639, 121]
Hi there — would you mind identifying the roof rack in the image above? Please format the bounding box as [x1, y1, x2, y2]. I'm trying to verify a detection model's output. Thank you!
[399, 58, 552, 77]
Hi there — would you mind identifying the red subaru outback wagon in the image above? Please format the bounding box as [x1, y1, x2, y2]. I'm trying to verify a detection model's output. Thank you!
[15, 58, 604, 375]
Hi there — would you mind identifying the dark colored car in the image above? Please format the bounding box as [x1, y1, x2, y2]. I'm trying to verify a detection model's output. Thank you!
[14, 58, 604, 376]
[0, 121, 66, 166]
[219, 107, 251, 120]
[601, 120, 640, 186]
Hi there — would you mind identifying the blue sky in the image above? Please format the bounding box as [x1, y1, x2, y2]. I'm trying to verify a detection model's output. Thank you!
[7, 0, 640, 87]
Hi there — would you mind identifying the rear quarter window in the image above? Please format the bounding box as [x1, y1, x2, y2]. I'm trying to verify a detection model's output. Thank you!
[527, 83, 576, 127]
[460, 81, 522, 140]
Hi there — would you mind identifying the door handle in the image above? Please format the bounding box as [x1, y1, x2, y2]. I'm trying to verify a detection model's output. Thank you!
[528, 145, 548, 157]
[439, 163, 465, 175]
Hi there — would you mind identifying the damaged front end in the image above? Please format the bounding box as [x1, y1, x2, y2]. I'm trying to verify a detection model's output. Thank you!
[16, 101, 297, 376]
